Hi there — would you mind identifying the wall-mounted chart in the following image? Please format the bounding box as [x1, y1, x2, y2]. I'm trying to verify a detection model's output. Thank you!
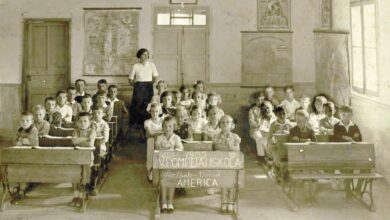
[83, 9, 139, 76]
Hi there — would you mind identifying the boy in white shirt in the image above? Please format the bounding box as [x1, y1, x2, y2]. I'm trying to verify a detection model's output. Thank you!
[67, 87, 82, 121]
[56, 90, 73, 123]
[280, 86, 300, 121]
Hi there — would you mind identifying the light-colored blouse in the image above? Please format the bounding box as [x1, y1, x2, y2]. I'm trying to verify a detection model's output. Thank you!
[144, 118, 163, 137]
[187, 118, 208, 134]
[202, 122, 221, 140]
[155, 134, 184, 151]
[129, 61, 159, 82]
[212, 132, 241, 152]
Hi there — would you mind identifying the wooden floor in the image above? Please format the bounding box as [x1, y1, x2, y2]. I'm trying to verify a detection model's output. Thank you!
[0, 138, 390, 220]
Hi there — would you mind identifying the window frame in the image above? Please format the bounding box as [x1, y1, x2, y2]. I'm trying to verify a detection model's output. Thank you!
[154, 6, 209, 28]
[350, 0, 379, 96]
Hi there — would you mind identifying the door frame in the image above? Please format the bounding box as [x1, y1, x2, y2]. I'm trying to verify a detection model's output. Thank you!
[152, 6, 210, 87]
[22, 18, 71, 111]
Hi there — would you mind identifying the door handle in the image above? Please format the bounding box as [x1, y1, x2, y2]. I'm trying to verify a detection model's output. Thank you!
[26, 75, 31, 81]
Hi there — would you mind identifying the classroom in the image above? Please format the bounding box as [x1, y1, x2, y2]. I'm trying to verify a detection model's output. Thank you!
[0, 0, 389, 219]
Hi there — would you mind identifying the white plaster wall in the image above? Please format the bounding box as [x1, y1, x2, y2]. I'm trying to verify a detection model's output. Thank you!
[0, 0, 318, 85]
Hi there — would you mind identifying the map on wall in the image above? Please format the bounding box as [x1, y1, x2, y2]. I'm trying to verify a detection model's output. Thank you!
[258, 0, 290, 30]
[83, 9, 139, 76]
[315, 33, 351, 106]
[241, 32, 292, 87]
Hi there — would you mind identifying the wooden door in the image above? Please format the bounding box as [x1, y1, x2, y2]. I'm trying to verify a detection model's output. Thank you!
[153, 29, 181, 85]
[153, 6, 209, 86]
[181, 28, 209, 84]
[23, 20, 69, 111]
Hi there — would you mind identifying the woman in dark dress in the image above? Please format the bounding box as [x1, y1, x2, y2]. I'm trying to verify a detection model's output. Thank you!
[129, 48, 159, 142]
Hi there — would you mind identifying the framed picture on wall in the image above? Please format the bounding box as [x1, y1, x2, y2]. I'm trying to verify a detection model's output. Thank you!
[258, 0, 291, 31]
[320, 0, 332, 29]
[170, 0, 197, 5]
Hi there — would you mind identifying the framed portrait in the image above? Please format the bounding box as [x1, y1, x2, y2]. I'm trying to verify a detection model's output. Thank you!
[320, 0, 332, 29]
[258, 0, 291, 31]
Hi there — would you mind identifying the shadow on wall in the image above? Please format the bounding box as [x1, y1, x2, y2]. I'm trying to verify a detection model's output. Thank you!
[352, 95, 390, 184]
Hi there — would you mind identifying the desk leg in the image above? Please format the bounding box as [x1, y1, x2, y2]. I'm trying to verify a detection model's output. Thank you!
[287, 180, 298, 212]
[233, 170, 242, 220]
[368, 179, 376, 211]
[1, 182, 10, 211]
[80, 184, 88, 213]
[155, 187, 161, 220]
[352, 179, 376, 212]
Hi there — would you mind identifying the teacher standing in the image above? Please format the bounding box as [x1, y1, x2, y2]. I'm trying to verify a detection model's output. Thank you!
[128, 48, 159, 142]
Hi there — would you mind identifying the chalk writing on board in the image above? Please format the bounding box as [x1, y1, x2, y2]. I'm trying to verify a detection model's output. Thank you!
[161, 170, 236, 188]
[156, 151, 243, 169]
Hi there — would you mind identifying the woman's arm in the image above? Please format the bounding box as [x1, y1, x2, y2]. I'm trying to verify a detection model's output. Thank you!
[129, 64, 136, 86]
[128, 78, 134, 86]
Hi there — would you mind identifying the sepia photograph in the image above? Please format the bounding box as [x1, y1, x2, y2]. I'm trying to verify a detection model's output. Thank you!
[0, 0, 389, 219]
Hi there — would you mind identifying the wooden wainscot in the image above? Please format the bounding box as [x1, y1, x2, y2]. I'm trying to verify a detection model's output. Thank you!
[153, 151, 245, 220]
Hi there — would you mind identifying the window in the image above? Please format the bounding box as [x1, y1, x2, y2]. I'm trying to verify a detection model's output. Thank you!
[350, 0, 378, 95]
[156, 8, 207, 26]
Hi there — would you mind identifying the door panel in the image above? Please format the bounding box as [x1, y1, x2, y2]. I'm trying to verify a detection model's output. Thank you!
[49, 24, 68, 73]
[24, 21, 69, 111]
[29, 25, 47, 73]
[153, 30, 180, 85]
[182, 29, 208, 84]
[182, 57, 206, 84]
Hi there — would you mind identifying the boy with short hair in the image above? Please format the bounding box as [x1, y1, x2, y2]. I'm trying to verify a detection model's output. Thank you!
[288, 109, 317, 205]
[268, 106, 293, 144]
[33, 105, 50, 137]
[280, 86, 300, 121]
[80, 94, 93, 114]
[67, 87, 82, 121]
[92, 79, 108, 103]
[333, 105, 362, 142]
[75, 79, 88, 103]
[319, 102, 340, 134]
[108, 85, 128, 140]
[299, 95, 311, 114]
[71, 112, 96, 206]
[333, 105, 364, 198]
[288, 109, 316, 143]
[94, 91, 113, 122]
[15, 112, 39, 146]
[56, 90, 73, 123]
[264, 85, 280, 106]
[91, 106, 110, 157]
[44, 97, 62, 128]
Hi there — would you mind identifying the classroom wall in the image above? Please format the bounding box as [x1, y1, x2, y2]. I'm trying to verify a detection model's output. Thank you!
[0, 0, 319, 139]
[330, 0, 390, 183]
[0, 0, 317, 84]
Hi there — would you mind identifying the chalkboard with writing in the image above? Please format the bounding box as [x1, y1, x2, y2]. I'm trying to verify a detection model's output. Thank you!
[153, 151, 244, 170]
[158, 170, 244, 188]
